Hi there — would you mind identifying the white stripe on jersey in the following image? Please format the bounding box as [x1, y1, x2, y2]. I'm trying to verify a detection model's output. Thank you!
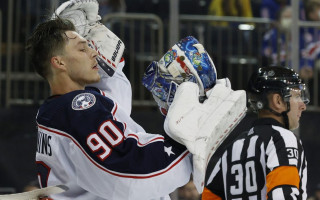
[299, 150, 304, 175]
[231, 139, 245, 162]
[272, 188, 286, 200]
[111, 102, 118, 120]
[260, 142, 267, 200]
[301, 151, 308, 200]
[290, 188, 299, 200]
[272, 126, 298, 149]
[273, 126, 298, 166]
[207, 159, 222, 185]
[249, 195, 258, 200]
[222, 152, 228, 199]
[266, 136, 279, 170]
[126, 133, 164, 147]
[247, 135, 258, 158]
[247, 128, 254, 136]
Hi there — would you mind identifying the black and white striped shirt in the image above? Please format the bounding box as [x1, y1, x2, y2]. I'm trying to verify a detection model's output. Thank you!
[203, 118, 307, 200]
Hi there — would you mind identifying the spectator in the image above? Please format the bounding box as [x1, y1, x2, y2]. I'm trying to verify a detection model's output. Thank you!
[262, 4, 320, 79]
[305, 0, 320, 21]
[260, 0, 290, 20]
[208, 0, 253, 26]
[262, 6, 292, 66]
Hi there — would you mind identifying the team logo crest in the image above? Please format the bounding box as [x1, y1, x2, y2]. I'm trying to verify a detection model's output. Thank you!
[72, 93, 96, 110]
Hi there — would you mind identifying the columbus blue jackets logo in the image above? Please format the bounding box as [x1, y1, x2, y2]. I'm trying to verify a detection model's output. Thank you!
[72, 93, 96, 110]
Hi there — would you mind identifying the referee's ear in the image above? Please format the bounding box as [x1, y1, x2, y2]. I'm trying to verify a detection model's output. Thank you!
[270, 93, 286, 112]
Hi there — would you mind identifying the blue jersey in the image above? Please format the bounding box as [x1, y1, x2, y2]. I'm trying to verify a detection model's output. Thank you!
[36, 87, 192, 200]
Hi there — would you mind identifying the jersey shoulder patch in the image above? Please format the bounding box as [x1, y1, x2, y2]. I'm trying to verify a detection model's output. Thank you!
[71, 93, 96, 110]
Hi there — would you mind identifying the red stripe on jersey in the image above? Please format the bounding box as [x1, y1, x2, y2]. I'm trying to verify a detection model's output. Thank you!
[112, 103, 118, 121]
[123, 123, 127, 132]
[37, 124, 189, 179]
[108, 102, 118, 121]
[100, 90, 106, 96]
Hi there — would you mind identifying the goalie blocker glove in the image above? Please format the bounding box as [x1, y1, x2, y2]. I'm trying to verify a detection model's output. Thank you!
[53, 0, 125, 77]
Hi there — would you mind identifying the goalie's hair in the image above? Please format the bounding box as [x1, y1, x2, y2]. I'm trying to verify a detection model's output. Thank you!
[26, 16, 75, 79]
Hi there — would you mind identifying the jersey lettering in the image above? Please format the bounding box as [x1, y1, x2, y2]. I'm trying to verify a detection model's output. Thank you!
[87, 133, 111, 161]
[98, 120, 124, 146]
[245, 161, 258, 193]
[37, 132, 52, 156]
[87, 120, 124, 161]
[287, 148, 299, 159]
[230, 161, 258, 195]
[231, 163, 243, 195]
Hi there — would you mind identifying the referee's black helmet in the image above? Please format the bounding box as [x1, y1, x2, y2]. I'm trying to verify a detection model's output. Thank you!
[247, 66, 309, 112]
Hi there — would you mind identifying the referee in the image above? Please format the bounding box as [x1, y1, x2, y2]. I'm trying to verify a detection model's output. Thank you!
[203, 66, 309, 200]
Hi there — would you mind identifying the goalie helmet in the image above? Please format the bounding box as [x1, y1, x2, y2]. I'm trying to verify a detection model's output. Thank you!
[142, 36, 217, 115]
[247, 66, 309, 128]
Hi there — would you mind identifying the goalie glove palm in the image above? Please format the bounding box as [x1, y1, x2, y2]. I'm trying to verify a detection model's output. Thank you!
[54, 0, 125, 77]
[53, 0, 100, 36]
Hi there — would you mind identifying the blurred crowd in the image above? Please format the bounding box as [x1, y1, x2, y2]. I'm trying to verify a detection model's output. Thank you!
[206, 0, 320, 80]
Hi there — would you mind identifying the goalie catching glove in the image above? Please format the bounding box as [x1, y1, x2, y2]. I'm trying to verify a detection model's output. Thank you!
[53, 0, 124, 77]
[164, 81, 247, 193]
[142, 36, 217, 115]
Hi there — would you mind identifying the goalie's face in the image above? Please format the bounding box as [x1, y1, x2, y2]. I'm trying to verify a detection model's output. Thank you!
[60, 31, 100, 86]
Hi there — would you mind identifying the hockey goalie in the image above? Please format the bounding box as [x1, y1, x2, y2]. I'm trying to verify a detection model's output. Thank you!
[142, 36, 247, 192]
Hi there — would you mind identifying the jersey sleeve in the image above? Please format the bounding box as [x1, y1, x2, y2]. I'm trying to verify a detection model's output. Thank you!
[266, 166, 300, 199]
[88, 58, 133, 115]
[40, 91, 192, 199]
[265, 126, 307, 199]
[202, 158, 224, 200]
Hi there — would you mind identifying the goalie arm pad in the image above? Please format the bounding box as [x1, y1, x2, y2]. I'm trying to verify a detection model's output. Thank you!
[164, 82, 247, 193]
